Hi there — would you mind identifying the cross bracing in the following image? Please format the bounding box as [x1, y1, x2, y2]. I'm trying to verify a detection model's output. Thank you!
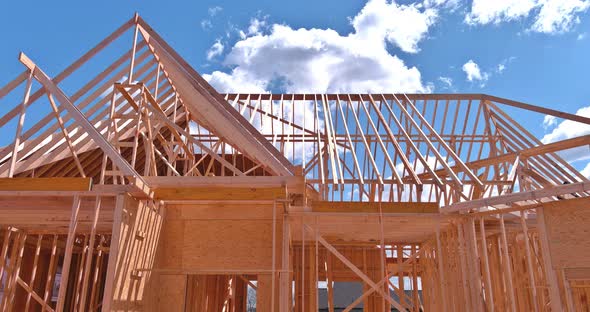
[0, 14, 589, 312]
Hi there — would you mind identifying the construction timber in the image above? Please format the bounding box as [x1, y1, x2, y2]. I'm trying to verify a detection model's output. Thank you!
[0, 14, 590, 311]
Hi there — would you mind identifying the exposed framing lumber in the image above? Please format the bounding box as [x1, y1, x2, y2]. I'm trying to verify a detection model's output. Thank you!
[0, 15, 589, 312]
[443, 181, 590, 213]
[18, 53, 144, 183]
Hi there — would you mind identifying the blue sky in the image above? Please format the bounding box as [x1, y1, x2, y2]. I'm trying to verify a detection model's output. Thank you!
[1, 0, 590, 173]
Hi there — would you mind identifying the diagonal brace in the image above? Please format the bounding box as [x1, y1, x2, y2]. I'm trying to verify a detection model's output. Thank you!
[19, 52, 144, 184]
[305, 225, 406, 312]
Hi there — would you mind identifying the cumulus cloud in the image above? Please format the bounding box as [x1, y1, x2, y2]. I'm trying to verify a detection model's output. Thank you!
[531, 0, 590, 33]
[352, 0, 437, 53]
[460, 57, 512, 87]
[462, 59, 489, 85]
[543, 114, 557, 128]
[465, 0, 538, 25]
[541, 106, 590, 163]
[206, 40, 224, 60]
[466, 0, 590, 34]
[203, 0, 437, 94]
[247, 18, 267, 36]
[542, 106, 590, 143]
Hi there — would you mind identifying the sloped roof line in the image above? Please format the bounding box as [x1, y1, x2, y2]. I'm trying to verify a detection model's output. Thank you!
[135, 16, 295, 176]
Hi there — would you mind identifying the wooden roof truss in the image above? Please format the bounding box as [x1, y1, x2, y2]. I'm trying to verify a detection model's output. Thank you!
[221, 93, 590, 208]
[0, 15, 588, 212]
[0, 16, 293, 187]
[2, 14, 590, 312]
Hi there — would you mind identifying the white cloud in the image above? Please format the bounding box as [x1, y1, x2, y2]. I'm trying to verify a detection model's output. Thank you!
[206, 40, 224, 60]
[462, 59, 489, 85]
[581, 161, 590, 178]
[247, 18, 267, 36]
[438, 76, 453, 89]
[201, 20, 212, 30]
[466, 0, 590, 33]
[531, 0, 590, 33]
[203, 69, 267, 93]
[542, 106, 590, 163]
[208, 6, 222, 17]
[424, 0, 460, 10]
[201, 6, 223, 30]
[579, 32, 588, 40]
[495, 56, 515, 74]
[204, 0, 436, 94]
[466, 0, 538, 25]
[542, 106, 590, 143]
[543, 114, 557, 128]
[352, 0, 438, 53]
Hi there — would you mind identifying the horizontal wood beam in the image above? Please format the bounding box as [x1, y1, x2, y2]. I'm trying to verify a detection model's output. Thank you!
[443, 181, 590, 213]
[154, 187, 286, 200]
[145, 176, 305, 190]
[485, 95, 590, 125]
[0, 178, 92, 191]
[414, 134, 590, 181]
[311, 201, 438, 214]
[223, 93, 486, 102]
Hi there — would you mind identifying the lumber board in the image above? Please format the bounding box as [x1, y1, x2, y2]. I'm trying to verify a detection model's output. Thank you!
[0, 177, 92, 191]
[311, 201, 438, 214]
[145, 175, 305, 190]
[154, 187, 285, 200]
[542, 197, 590, 268]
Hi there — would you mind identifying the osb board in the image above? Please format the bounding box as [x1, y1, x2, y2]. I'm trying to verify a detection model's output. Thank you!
[145, 274, 187, 312]
[155, 202, 283, 272]
[543, 197, 590, 269]
[166, 202, 275, 220]
[156, 219, 185, 269]
[182, 219, 278, 270]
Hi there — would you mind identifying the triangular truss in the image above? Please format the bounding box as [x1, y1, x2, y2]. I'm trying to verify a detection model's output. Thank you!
[0, 15, 293, 187]
[221, 93, 590, 208]
[2, 14, 590, 312]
